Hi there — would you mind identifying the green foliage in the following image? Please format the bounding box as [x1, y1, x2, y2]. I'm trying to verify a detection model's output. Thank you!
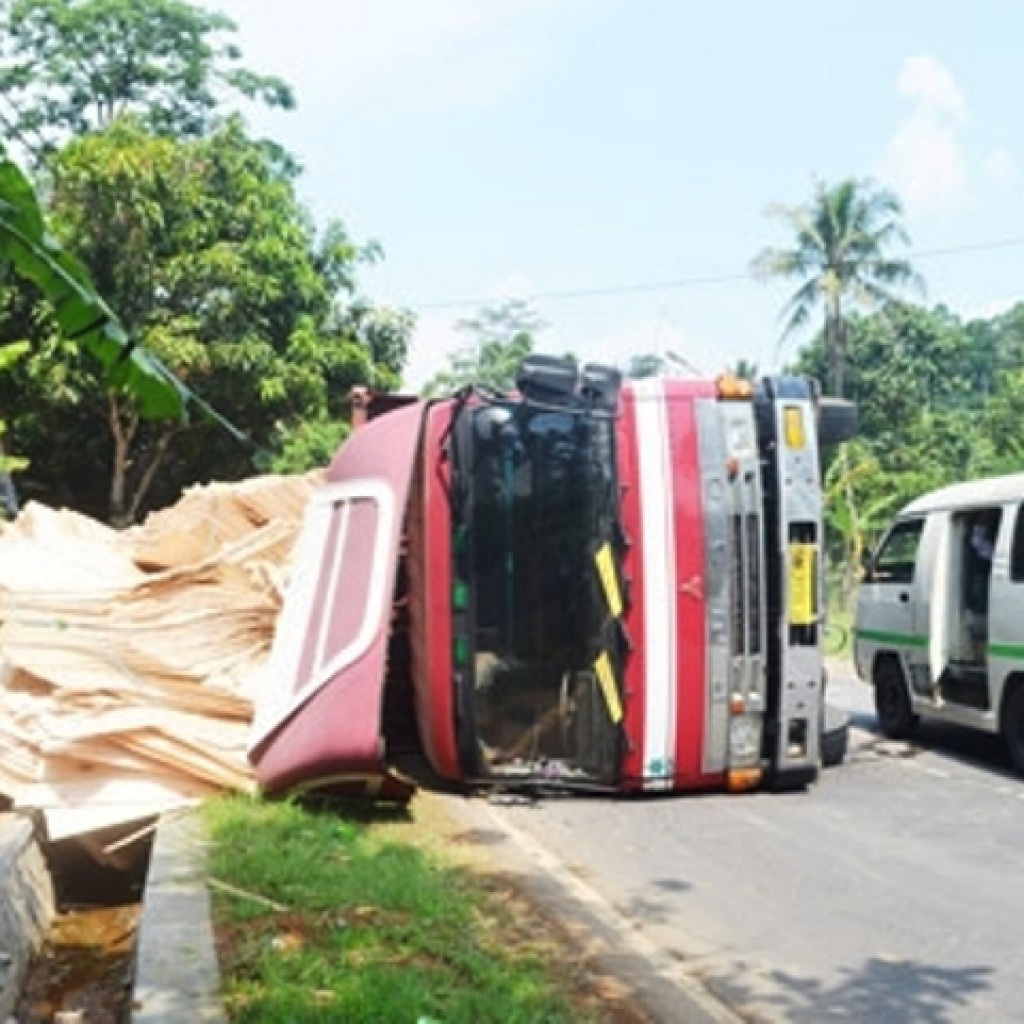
[793, 302, 971, 444]
[730, 357, 759, 381]
[0, 0, 293, 159]
[623, 352, 668, 379]
[422, 299, 542, 396]
[203, 795, 593, 1024]
[753, 177, 922, 397]
[0, 118, 409, 521]
[266, 417, 350, 475]
[0, 148, 185, 419]
[794, 299, 1024, 586]
[823, 441, 900, 597]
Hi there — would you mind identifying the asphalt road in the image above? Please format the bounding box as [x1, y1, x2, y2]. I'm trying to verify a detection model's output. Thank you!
[482, 664, 1024, 1023]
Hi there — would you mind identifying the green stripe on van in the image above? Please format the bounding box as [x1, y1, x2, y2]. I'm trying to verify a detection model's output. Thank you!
[987, 642, 1024, 662]
[855, 628, 928, 649]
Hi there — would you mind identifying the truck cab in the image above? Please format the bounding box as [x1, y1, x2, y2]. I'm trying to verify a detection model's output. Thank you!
[250, 356, 854, 798]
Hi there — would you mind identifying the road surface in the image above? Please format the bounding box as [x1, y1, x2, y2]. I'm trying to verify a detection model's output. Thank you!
[478, 664, 1024, 1023]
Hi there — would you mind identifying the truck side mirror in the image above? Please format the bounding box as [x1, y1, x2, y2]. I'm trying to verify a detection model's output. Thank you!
[580, 363, 622, 413]
[516, 355, 578, 406]
[860, 548, 875, 581]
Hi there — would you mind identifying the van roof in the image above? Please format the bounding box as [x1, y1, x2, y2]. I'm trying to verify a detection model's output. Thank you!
[901, 472, 1024, 516]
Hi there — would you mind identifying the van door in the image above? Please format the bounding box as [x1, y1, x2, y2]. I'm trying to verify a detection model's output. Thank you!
[857, 517, 926, 686]
[935, 508, 1001, 709]
[909, 513, 951, 700]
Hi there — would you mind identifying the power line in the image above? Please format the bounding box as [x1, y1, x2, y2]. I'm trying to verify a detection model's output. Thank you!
[414, 270, 751, 311]
[410, 235, 1024, 313]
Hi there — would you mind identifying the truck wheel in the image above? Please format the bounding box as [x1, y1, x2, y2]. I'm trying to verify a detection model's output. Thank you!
[873, 659, 918, 739]
[1001, 685, 1024, 774]
[817, 396, 858, 445]
[821, 704, 849, 767]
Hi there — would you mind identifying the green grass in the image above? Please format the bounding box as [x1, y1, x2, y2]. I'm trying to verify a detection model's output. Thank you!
[202, 795, 598, 1024]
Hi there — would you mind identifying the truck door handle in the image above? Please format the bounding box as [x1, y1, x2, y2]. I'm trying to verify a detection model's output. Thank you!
[899, 592, 910, 603]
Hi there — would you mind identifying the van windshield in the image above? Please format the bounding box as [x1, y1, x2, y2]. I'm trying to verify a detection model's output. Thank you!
[451, 397, 622, 784]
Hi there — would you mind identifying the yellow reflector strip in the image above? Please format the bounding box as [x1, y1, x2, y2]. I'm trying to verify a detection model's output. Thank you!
[783, 405, 806, 449]
[789, 542, 817, 625]
[594, 651, 623, 724]
[595, 542, 623, 618]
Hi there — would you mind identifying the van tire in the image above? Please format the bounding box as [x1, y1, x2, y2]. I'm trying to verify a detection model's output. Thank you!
[1001, 684, 1024, 775]
[874, 659, 918, 739]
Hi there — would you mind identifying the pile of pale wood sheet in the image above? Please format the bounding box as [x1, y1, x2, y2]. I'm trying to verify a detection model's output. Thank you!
[0, 472, 321, 839]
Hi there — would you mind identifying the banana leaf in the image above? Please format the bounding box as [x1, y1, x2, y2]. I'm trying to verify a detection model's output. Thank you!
[0, 155, 186, 421]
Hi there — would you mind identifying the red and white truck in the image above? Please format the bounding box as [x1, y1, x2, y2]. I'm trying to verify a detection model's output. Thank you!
[249, 356, 853, 798]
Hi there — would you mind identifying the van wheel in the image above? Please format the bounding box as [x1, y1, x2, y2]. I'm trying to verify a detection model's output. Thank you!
[874, 659, 918, 739]
[1001, 685, 1024, 774]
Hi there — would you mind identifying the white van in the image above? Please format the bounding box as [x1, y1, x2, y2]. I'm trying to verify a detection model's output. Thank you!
[855, 472, 1024, 773]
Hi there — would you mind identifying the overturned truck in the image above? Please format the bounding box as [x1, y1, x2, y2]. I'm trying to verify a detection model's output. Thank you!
[249, 356, 855, 798]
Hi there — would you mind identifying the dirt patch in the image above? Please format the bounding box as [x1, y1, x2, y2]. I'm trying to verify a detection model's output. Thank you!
[16, 903, 139, 1023]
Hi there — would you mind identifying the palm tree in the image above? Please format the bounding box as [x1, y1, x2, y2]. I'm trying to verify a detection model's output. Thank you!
[751, 177, 923, 397]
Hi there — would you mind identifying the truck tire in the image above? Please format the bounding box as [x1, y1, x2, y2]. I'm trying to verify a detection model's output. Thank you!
[873, 658, 918, 739]
[821, 704, 849, 767]
[1001, 684, 1024, 775]
[817, 397, 858, 445]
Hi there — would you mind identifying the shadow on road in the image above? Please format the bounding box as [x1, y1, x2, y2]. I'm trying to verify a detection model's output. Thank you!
[621, 878, 694, 928]
[713, 956, 993, 1024]
[850, 714, 1019, 784]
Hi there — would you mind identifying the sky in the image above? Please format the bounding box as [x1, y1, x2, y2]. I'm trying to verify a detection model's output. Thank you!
[214, 0, 1024, 390]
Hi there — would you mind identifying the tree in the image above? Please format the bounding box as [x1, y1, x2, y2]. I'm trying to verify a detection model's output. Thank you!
[0, 117, 409, 523]
[752, 178, 922, 397]
[0, 147, 184, 417]
[422, 299, 544, 395]
[792, 302, 972, 443]
[1, 141, 199, 517]
[622, 353, 666, 379]
[0, 0, 292, 160]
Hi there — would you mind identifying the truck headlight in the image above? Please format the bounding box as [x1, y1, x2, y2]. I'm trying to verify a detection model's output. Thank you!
[729, 714, 760, 762]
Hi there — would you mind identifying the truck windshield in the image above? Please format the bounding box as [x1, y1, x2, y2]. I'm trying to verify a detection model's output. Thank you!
[452, 397, 622, 784]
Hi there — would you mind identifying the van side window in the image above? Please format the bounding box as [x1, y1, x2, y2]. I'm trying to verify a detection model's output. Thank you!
[1011, 506, 1024, 583]
[869, 519, 924, 584]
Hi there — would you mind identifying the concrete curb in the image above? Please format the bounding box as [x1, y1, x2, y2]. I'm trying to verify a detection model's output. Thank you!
[444, 793, 744, 1024]
[131, 810, 225, 1024]
[0, 814, 54, 1020]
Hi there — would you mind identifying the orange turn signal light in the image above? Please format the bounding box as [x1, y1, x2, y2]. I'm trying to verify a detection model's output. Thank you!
[726, 767, 763, 793]
[716, 373, 753, 401]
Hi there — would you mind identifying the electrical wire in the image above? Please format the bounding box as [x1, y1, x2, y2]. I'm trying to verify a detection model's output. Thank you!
[410, 235, 1024, 313]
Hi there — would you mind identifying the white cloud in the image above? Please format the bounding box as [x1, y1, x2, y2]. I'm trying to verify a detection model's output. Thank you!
[984, 147, 1017, 191]
[896, 55, 967, 122]
[877, 55, 970, 217]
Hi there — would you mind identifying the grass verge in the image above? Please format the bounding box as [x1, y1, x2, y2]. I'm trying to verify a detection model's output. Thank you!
[203, 793, 640, 1024]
